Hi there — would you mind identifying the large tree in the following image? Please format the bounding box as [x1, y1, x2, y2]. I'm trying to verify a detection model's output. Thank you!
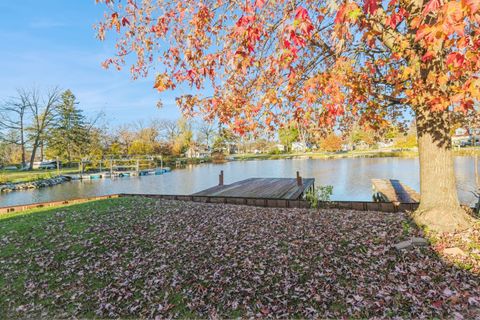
[197, 120, 216, 150]
[27, 88, 62, 169]
[47, 90, 90, 163]
[279, 125, 299, 152]
[96, 0, 479, 231]
[0, 89, 30, 167]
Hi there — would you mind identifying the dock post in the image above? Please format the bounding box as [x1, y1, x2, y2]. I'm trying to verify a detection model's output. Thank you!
[219, 170, 224, 186]
[296, 171, 302, 186]
[81, 160, 87, 179]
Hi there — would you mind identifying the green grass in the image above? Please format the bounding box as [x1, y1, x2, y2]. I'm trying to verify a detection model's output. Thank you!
[0, 168, 79, 184]
[232, 147, 480, 161]
[0, 197, 208, 319]
[1, 197, 479, 318]
[233, 149, 418, 161]
[0, 197, 163, 318]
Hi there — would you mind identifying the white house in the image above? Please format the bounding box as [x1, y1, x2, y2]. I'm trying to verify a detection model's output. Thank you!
[291, 141, 308, 152]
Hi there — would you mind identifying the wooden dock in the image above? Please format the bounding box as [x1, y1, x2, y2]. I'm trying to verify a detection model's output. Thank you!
[64, 167, 171, 180]
[194, 172, 314, 200]
[372, 179, 420, 204]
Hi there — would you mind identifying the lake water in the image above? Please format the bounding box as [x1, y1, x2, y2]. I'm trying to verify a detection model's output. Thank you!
[1, 157, 479, 207]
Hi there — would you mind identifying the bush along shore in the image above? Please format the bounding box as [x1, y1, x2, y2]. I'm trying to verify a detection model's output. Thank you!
[0, 176, 70, 193]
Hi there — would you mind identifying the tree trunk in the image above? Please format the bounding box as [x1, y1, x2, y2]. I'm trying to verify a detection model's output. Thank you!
[20, 127, 26, 168]
[413, 109, 472, 232]
[29, 136, 40, 170]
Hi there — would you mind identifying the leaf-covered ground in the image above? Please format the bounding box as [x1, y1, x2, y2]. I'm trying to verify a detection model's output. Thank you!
[0, 197, 479, 318]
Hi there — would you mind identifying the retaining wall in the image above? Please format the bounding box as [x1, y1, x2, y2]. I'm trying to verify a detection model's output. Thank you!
[119, 193, 420, 212]
[0, 193, 420, 215]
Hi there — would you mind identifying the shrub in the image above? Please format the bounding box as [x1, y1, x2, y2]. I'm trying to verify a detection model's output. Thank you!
[305, 185, 334, 208]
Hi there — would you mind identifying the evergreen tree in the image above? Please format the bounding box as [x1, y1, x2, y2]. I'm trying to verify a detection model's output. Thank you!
[47, 90, 90, 163]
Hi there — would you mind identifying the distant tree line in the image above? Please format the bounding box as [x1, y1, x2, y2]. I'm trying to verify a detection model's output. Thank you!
[0, 87, 266, 167]
[1, 88, 423, 169]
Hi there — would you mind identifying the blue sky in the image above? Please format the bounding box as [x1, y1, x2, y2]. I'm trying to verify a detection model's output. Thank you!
[0, 0, 182, 124]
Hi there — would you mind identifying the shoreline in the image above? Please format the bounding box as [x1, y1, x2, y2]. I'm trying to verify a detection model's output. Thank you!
[1, 147, 478, 186]
[231, 147, 480, 162]
[0, 176, 70, 193]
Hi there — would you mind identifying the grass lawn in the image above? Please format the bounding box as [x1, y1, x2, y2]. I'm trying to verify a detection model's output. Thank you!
[0, 168, 79, 184]
[0, 197, 479, 318]
[232, 147, 480, 162]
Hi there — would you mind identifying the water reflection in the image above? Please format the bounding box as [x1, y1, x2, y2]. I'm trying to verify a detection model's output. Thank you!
[1, 157, 478, 207]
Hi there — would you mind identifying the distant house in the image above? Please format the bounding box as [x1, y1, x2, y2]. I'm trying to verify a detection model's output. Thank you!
[472, 128, 480, 145]
[378, 141, 394, 148]
[276, 144, 286, 152]
[354, 141, 370, 150]
[291, 141, 308, 152]
[186, 145, 210, 158]
[452, 127, 480, 146]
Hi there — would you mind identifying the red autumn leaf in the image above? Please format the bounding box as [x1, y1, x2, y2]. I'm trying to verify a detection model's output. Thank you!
[415, 25, 430, 42]
[364, 0, 379, 15]
[463, 0, 479, 13]
[121, 16, 130, 26]
[422, 0, 441, 16]
[387, 8, 407, 28]
[254, 0, 265, 9]
[422, 51, 435, 62]
[446, 52, 465, 68]
[432, 300, 444, 309]
[388, 0, 398, 8]
[295, 6, 309, 21]
[294, 6, 314, 36]
[334, 4, 347, 24]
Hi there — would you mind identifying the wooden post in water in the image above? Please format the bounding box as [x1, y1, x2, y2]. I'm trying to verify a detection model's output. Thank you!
[79, 160, 86, 179]
[296, 171, 302, 187]
[219, 170, 224, 186]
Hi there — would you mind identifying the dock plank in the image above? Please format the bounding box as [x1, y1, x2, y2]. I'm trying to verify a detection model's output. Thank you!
[193, 177, 314, 200]
[371, 179, 419, 203]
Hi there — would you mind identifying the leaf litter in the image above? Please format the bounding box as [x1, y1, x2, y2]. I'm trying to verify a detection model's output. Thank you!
[0, 197, 479, 318]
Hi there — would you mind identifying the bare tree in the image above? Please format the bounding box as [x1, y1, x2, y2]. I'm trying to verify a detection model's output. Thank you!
[27, 87, 62, 169]
[116, 124, 135, 154]
[0, 89, 30, 166]
[197, 121, 215, 150]
[156, 119, 180, 142]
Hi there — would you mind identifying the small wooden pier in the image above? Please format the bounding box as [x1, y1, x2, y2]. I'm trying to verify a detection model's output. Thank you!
[193, 171, 314, 200]
[64, 167, 171, 180]
[372, 179, 420, 204]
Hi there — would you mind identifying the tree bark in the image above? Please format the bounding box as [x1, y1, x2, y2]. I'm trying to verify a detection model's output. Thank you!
[413, 109, 472, 232]
[20, 122, 26, 167]
[29, 136, 40, 170]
